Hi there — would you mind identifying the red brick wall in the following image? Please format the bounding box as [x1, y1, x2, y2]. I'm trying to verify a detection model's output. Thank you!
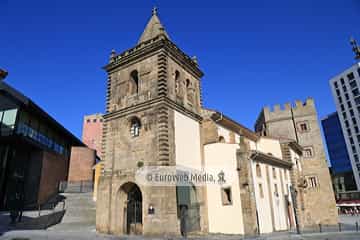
[68, 147, 96, 182]
[38, 151, 68, 205]
[82, 114, 103, 156]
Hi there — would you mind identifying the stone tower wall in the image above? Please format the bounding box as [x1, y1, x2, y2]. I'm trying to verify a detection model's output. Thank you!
[255, 98, 338, 227]
[97, 33, 205, 235]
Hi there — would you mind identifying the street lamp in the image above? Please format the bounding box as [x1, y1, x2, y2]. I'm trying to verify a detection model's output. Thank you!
[290, 186, 300, 234]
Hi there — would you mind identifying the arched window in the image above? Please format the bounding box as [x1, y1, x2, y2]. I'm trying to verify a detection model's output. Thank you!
[186, 79, 190, 88]
[175, 70, 180, 94]
[256, 164, 261, 177]
[130, 117, 141, 137]
[218, 136, 225, 143]
[130, 70, 139, 94]
[185, 79, 194, 104]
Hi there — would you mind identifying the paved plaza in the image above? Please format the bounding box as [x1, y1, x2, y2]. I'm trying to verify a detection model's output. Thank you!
[0, 214, 359, 240]
[0, 193, 359, 240]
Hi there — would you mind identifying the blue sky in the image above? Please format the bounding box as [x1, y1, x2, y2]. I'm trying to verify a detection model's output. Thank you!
[1, 0, 359, 138]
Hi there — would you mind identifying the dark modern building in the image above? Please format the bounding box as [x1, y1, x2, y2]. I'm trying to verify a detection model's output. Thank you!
[322, 112, 357, 194]
[0, 80, 84, 210]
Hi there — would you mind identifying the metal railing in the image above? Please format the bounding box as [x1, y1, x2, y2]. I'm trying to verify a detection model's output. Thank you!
[298, 222, 360, 234]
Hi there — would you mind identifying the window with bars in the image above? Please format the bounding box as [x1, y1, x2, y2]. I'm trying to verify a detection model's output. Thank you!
[303, 147, 314, 158]
[308, 176, 319, 188]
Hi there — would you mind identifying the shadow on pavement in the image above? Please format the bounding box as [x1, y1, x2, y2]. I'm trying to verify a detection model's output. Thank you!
[0, 210, 66, 236]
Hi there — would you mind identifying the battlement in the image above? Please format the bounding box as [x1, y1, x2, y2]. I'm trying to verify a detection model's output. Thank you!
[255, 98, 316, 130]
[264, 98, 315, 115]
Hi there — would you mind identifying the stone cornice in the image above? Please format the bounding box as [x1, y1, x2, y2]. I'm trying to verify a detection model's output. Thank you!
[103, 96, 202, 122]
[249, 150, 293, 169]
[104, 35, 204, 78]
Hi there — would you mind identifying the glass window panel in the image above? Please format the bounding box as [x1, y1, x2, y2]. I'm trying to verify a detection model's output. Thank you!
[2, 109, 17, 127]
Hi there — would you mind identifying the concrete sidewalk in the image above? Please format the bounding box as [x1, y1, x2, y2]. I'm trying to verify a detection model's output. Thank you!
[1, 230, 360, 240]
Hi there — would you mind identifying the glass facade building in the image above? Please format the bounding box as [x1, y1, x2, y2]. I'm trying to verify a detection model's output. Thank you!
[0, 81, 83, 209]
[322, 112, 352, 174]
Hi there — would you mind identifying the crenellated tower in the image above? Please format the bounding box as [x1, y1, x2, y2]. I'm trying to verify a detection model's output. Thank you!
[255, 98, 338, 228]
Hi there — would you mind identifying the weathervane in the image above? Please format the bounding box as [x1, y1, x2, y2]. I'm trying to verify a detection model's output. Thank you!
[152, 6, 158, 16]
[350, 37, 360, 60]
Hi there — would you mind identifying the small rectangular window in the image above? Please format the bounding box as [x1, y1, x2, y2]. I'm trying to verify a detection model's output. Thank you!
[341, 78, 345, 84]
[259, 184, 264, 198]
[274, 183, 279, 197]
[348, 101, 352, 108]
[273, 167, 277, 179]
[343, 112, 347, 119]
[338, 96, 343, 103]
[256, 164, 262, 177]
[221, 187, 232, 205]
[303, 147, 314, 158]
[355, 97, 360, 105]
[350, 81, 358, 89]
[298, 122, 309, 132]
[308, 176, 319, 188]
[350, 109, 355, 116]
[352, 118, 357, 125]
[353, 89, 360, 97]
[286, 184, 289, 195]
[345, 120, 350, 128]
[334, 82, 339, 88]
[347, 72, 355, 80]
[345, 93, 350, 100]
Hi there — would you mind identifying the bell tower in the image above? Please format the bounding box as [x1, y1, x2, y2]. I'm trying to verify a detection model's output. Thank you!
[96, 8, 205, 236]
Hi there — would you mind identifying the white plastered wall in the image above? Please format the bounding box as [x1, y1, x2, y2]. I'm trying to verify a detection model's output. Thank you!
[204, 143, 244, 234]
[174, 110, 202, 170]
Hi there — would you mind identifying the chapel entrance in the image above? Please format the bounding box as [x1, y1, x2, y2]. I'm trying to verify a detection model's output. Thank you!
[121, 182, 142, 235]
[177, 185, 201, 235]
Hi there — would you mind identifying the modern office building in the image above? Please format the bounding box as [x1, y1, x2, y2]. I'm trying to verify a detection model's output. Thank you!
[329, 62, 360, 190]
[321, 112, 357, 193]
[0, 80, 84, 210]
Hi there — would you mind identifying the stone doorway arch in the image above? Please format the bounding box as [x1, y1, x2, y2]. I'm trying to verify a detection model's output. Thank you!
[118, 182, 143, 235]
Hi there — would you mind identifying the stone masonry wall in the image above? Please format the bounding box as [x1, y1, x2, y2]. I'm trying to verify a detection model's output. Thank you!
[255, 99, 338, 227]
